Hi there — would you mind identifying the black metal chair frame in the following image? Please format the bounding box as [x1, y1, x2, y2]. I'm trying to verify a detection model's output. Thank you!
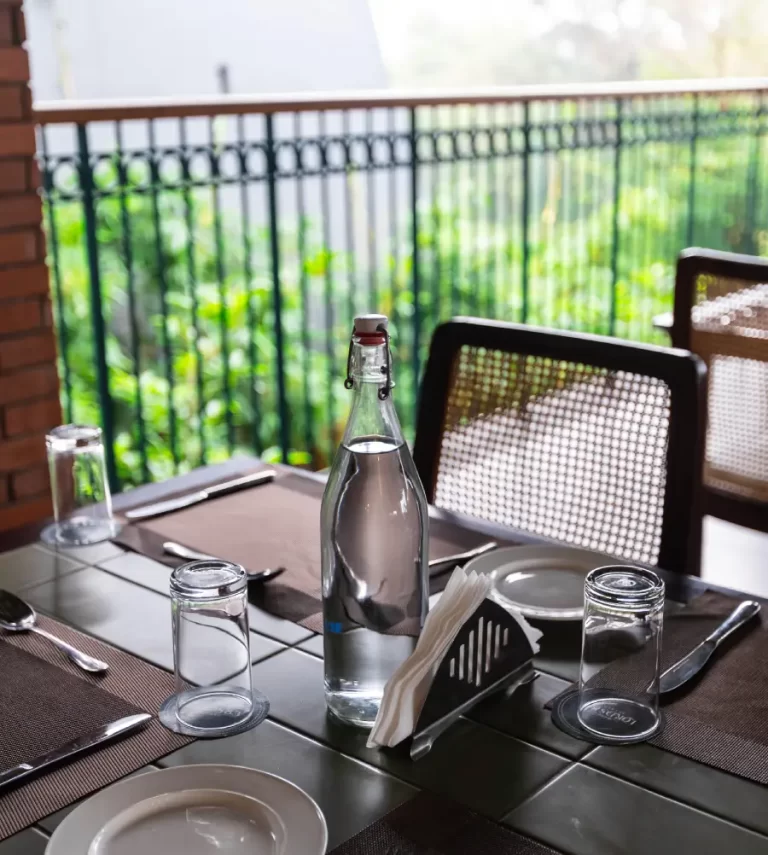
[673, 247, 768, 532]
[413, 317, 708, 575]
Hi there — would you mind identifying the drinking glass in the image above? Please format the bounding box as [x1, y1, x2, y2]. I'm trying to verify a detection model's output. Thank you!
[577, 565, 664, 743]
[160, 560, 268, 737]
[42, 424, 116, 547]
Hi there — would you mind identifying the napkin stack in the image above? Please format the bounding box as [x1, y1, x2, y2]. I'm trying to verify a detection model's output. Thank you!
[368, 566, 542, 748]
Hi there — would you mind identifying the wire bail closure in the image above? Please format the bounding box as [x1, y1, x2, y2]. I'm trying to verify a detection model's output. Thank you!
[344, 324, 392, 399]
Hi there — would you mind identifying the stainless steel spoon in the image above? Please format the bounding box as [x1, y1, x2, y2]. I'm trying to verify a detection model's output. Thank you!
[0, 590, 109, 673]
[162, 541, 286, 584]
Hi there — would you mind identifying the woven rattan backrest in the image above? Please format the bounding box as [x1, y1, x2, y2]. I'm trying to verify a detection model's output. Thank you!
[414, 319, 706, 575]
[674, 249, 768, 508]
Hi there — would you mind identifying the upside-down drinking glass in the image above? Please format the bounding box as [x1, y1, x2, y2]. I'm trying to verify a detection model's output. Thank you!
[159, 560, 268, 737]
[42, 424, 116, 547]
[577, 565, 665, 743]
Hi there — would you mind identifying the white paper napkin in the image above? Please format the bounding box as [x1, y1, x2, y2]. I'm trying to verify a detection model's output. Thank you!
[368, 567, 542, 748]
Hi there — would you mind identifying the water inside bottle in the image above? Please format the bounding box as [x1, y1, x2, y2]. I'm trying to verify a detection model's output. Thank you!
[323, 435, 427, 727]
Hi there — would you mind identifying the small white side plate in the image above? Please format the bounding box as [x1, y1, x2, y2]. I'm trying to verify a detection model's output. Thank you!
[46, 765, 327, 855]
[464, 545, 629, 620]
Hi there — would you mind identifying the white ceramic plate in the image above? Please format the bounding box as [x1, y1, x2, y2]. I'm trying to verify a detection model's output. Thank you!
[464, 545, 628, 620]
[46, 765, 327, 855]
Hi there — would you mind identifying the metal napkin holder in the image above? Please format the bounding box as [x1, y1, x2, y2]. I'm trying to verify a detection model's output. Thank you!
[408, 598, 537, 760]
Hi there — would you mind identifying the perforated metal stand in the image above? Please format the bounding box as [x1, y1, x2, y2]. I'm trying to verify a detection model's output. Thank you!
[409, 598, 537, 759]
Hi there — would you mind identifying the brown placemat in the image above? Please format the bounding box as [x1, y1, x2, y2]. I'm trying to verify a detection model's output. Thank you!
[551, 592, 768, 783]
[116, 470, 512, 633]
[330, 791, 561, 854]
[0, 615, 191, 841]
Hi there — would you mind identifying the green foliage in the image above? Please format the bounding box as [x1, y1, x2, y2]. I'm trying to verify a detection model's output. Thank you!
[47, 132, 763, 488]
[52, 190, 338, 487]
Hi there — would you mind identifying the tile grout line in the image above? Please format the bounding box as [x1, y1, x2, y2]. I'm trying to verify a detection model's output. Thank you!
[17, 565, 768, 844]
[90, 560, 315, 650]
[499, 759, 579, 821]
[30, 560, 303, 653]
[33, 560, 768, 838]
[261, 645, 585, 765]
[579, 756, 768, 840]
[258, 709, 568, 823]
[466, 715, 587, 763]
[10, 554, 88, 597]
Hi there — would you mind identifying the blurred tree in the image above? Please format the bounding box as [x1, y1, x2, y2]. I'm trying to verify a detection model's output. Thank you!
[370, 0, 768, 86]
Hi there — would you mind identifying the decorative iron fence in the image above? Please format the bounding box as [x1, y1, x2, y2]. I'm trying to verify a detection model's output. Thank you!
[35, 80, 768, 490]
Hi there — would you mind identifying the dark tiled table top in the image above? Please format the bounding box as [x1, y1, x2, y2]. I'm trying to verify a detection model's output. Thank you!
[2, 459, 767, 855]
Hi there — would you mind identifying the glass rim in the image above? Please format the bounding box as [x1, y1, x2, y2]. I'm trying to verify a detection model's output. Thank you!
[584, 564, 665, 610]
[46, 424, 103, 452]
[170, 559, 247, 600]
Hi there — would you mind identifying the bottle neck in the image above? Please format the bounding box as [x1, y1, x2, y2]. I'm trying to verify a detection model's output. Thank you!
[348, 339, 390, 388]
[342, 340, 403, 446]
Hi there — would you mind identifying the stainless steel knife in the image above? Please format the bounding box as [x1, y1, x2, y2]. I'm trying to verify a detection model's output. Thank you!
[428, 542, 498, 577]
[0, 712, 152, 791]
[125, 470, 275, 521]
[659, 600, 761, 694]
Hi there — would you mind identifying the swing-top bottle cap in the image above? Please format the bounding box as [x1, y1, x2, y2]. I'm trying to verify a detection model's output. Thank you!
[354, 314, 388, 334]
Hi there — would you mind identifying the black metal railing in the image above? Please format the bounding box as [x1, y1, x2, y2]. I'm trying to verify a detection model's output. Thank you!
[35, 79, 768, 489]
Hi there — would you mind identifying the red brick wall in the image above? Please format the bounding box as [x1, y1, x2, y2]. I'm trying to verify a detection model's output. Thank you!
[0, 0, 61, 532]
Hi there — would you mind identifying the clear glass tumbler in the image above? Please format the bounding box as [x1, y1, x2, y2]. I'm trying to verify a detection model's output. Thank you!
[161, 560, 261, 737]
[43, 424, 116, 547]
[577, 565, 664, 743]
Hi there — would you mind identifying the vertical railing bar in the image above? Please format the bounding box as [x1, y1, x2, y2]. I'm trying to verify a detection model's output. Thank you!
[487, 105, 497, 318]
[663, 95, 676, 278]
[76, 123, 119, 491]
[319, 111, 335, 460]
[578, 99, 588, 330]
[521, 100, 530, 323]
[294, 112, 313, 457]
[744, 91, 763, 255]
[366, 109, 378, 308]
[236, 113, 261, 454]
[758, 92, 767, 256]
[115, 121, 148, 483]
[208, 116, 234, 454]
[608, 97, 623, 337]
[388, 107, 400, 356]
[478, 107, 486, 315]
[342, 111, 357, 323]
[622, 101, 632, 335]
[409, 106, 421, 402]
[644, 97, 655, 303]
[672, 95, 685, 333]
[640, 101, 652, 339]
[265, 113, 290, 462]
[545, 100, 555, 327]
[179, 118, 207, 465]
[642, 103, 654, 339]
[430, 106, 442, 323]
[590, 99, 602, 330]
[686, 93, 699, 247]
[147, 119, 178, 473]
[701, 95, 717, 248]
[627, 100, 640, 339]
[451, 105, 460, 316]
[468, 106, 478, 316]
[560, 102, 569, 328]
[40, 125, 73, 424]
[507, 103, 516, 319]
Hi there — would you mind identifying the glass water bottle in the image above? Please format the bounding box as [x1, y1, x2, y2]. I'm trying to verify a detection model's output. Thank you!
[321, 314, 429, 728]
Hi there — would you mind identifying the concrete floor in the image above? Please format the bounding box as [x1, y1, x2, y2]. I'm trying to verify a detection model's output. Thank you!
[702, 516, 768, 598]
